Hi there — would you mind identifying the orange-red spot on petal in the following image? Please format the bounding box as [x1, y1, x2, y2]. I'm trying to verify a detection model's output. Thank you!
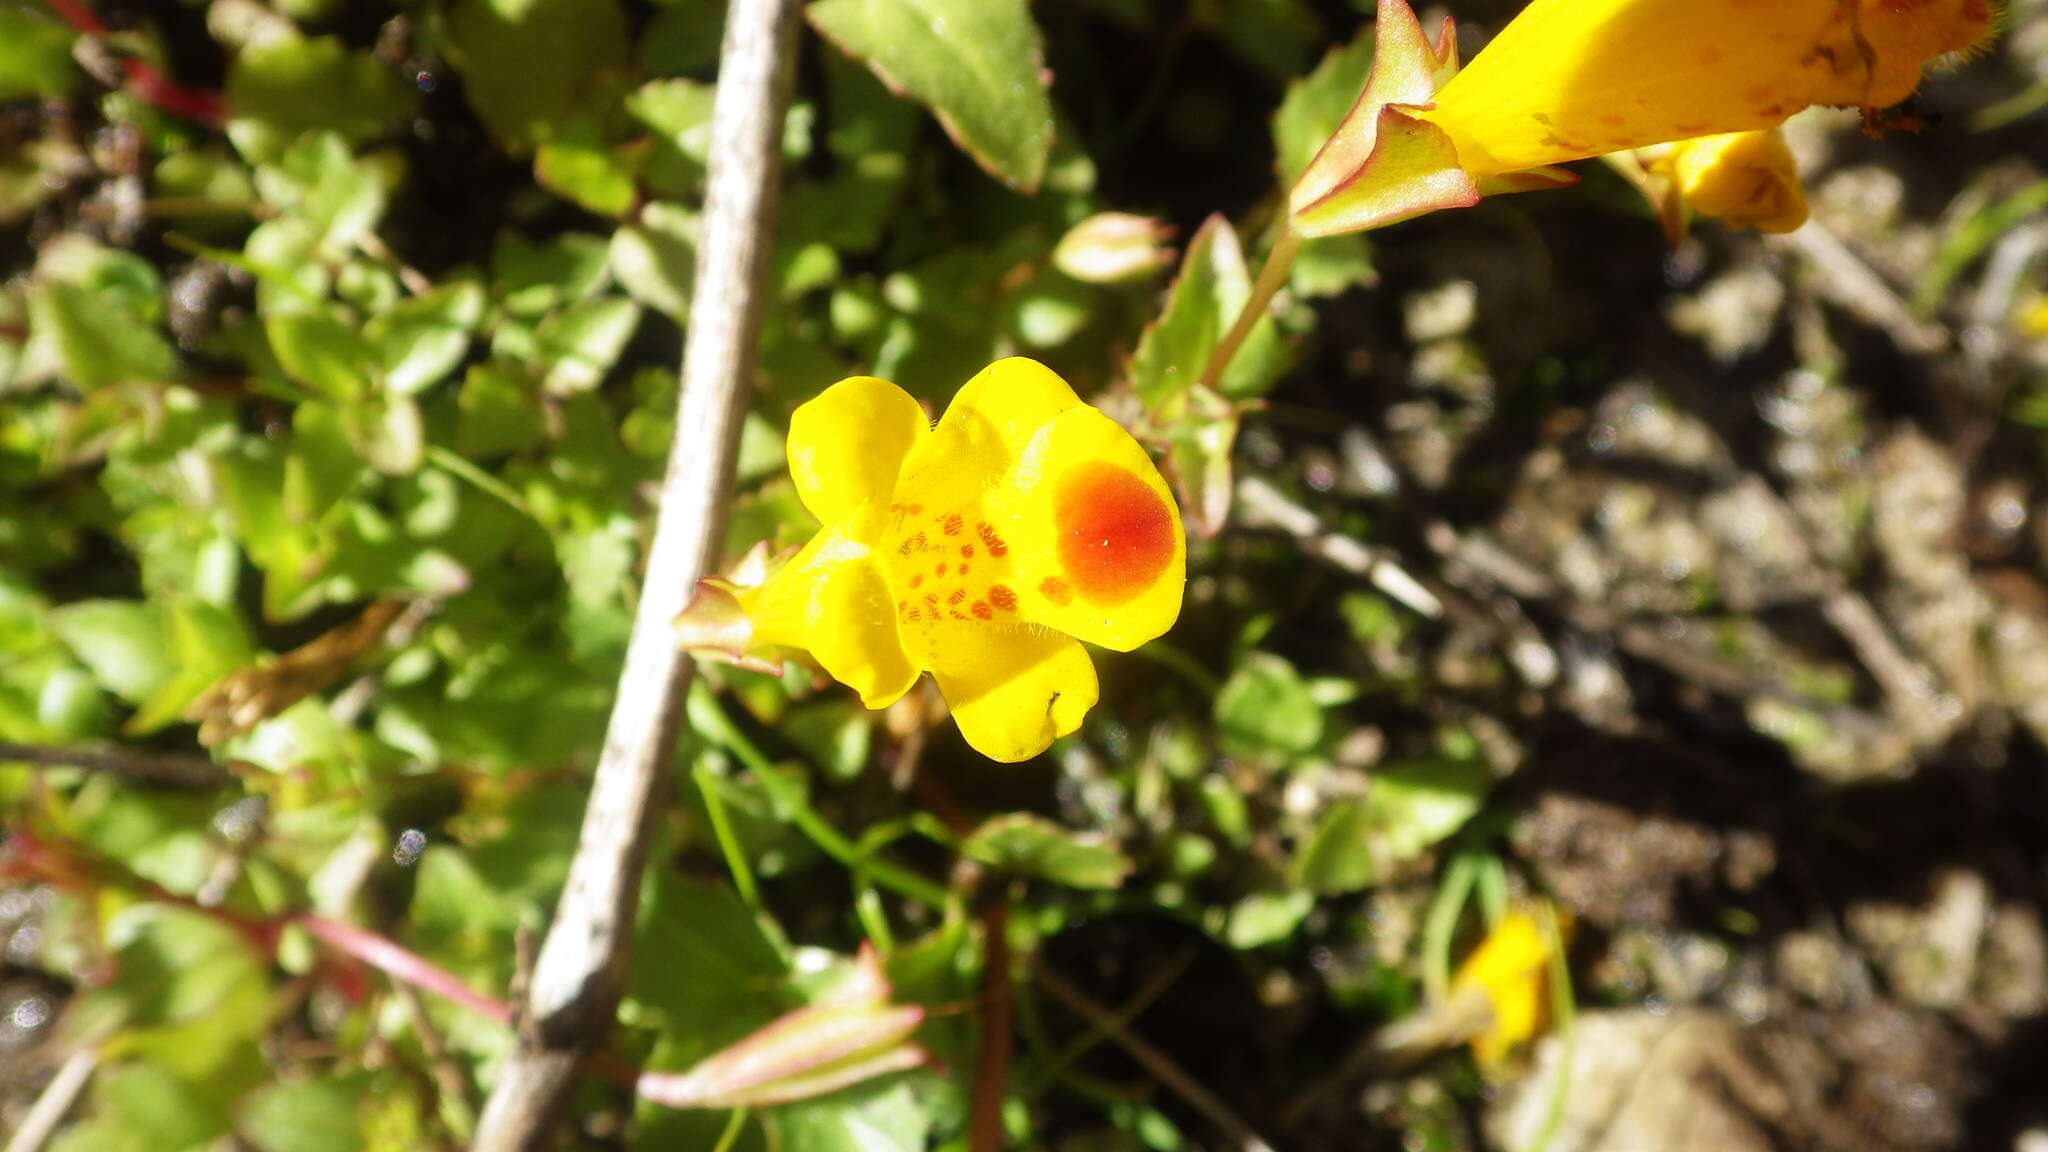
[989, 584, 1017, 612]
[1039, 577, 1072, 606]
[948, 589, 966, 605]
[978, 522, 1008, 557]
[1053, 461, 1174, 605]
[909, 574, 923, 589]
[941, 514, 964, 536]
[960, 544, 974, 558]
[934, 562, 947, 577]
[971, 601, 992, 620]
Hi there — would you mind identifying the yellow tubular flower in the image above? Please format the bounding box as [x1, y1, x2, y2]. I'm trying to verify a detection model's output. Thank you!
[1428, 0, 1991, 177]
[687, 358, 1186, 763]
[1289, 0, 1990, 238]
[1447, 903, 1571, 1068]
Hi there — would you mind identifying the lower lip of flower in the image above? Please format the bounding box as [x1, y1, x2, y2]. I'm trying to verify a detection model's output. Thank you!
[1054, 461, 1175, 604]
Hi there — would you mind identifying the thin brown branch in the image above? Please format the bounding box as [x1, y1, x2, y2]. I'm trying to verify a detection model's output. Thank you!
[466, 1, 800, 1147]
[3, 1048, 99, 1152]
[0, 741, 234, 789]
[1033, 958, 1280, 1152]
[969, 896, 1013, 1152]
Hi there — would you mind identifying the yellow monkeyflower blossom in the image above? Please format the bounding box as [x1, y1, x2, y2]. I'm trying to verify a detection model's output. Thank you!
[1290, 0, 1991, 237]
[1616, 127, 1812, 244]
[1447, 903, 1572, 1068]
[682, 358, 1186, 763]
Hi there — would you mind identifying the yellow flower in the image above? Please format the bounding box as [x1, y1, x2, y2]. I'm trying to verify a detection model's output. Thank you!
[1447, 903, 1571, 1068]
[683, 358, 1186, 763]
[1620, 127, 1812, 244]
[1289, 0, 1990, 237]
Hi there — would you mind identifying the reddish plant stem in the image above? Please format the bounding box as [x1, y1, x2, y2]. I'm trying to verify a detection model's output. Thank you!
[4, 829, 510, 1025]
[299, 915, 512, 1026]
[968, 895, 1014, 1152]
[42, 0, 226, 127]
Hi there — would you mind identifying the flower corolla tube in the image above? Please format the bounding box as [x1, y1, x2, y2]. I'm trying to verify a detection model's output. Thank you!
[680, 358, 1187, 763]
[1289, 0, 1993, 237]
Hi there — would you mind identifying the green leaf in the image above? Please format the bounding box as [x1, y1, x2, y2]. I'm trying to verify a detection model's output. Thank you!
[365, 281, 485, 396]
[49, 1062, 228, 1152]
[446, 0, 629, 151]
[808, 0, 1054, 192]
[1214, 652, 1322, 757]
[455, 360, 549, 458]
[26, 281, 177, 390]
[104, 904, 265, 1028]
[1366, 759, 1492, 867]
[534, 296, 641, 395]
[772, 1080, 931, 1152]
[1272, 30, 1374, 190]
[493, 232, 610, 316]
[0, 9, 76, 101]
[1293, 760, 1492, 894]
[630, 874, 788, 1051]
[226, 37, 412, 164]
[1127, 215, 1286, 408]
[961, 813, 1132, 890]
[1292, 798, 1375, 894]
[128, 600, 256, 734]
[49, 601, 177, 705]
[626, 79, 715, 197]
[236, 1075, 367, 1152]
[535, 118, 639, 217]
[609, 201, 698, 320]
[1226, 890, 1315, 949]
[266, 313, 375, 400]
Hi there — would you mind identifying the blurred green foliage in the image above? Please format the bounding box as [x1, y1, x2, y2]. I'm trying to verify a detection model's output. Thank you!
[9, 0, 2033, 1147]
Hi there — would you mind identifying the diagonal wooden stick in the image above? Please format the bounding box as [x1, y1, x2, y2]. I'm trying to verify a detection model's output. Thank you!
[468, 1, 800, 1146]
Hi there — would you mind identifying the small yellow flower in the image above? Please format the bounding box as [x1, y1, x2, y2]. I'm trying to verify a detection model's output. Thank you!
[1621, 127, 1812, 244]
[1289, 0, 1990, 237]
[1447, 903, 1571, 1068]
[684, 358, 1186, 762]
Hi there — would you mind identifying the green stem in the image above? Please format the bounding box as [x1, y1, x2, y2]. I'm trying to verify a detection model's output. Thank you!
[710, 1107, 750, 1152]
[1194, 226, 1302, 393]
[693, 761, 762, 912]
[1525, 902, 1576, 1152]
[688, 684, 954, 908]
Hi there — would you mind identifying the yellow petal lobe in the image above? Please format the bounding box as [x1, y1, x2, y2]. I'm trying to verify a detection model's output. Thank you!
[788, 376, 930, 535]
[894, 357, 1083, 501]
[986, 406, 1186, 652]
[916, 621, 1098, 762]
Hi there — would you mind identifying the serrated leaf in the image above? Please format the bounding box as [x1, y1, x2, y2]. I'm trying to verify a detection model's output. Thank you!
[961, 813, 1132, 889]
[535, 117, 639, 217]
[1292, 759, 1492, 894]
[1273, 30, 1375, 189]
[534, 296, 641, 394]
[446, 0, 629, 152]
[266, 312, 375, 400]
[809, 0, 1054, 192]
[1214, 652, 1322, 757]
[610, 201, 698, 320]
[49, 600, 176, 705]
[225, 36, 411, 164]
[1127, 214, 1286, 408]
[0, 9, 77, 101]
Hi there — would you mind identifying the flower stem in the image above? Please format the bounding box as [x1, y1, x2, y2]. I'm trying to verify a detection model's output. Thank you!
[1194, 226, 1302, 393]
